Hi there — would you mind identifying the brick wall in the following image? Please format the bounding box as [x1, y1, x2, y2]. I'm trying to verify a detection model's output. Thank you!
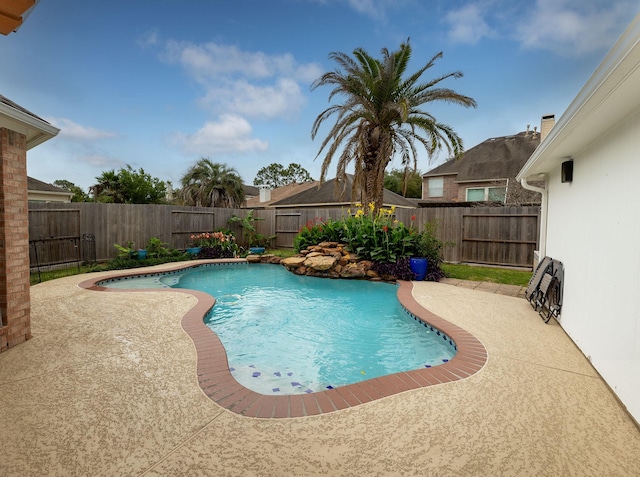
[422, 175, 459, 202]
[0, 127, 31, 352]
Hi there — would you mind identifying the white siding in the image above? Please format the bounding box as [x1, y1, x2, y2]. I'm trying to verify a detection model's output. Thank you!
[545, 108, 640, 421]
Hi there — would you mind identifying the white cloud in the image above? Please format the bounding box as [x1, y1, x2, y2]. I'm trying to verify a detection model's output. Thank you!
[514, 0, 636, 55]
[159, 39, 322, 120]
[200, 78, 305, 120]
[77, 154, 125, 169]
[170, 115, 269, 156]
[163, 40, 321, 83]
[346, 0, 405, 20]
[44, 117, 118, 141]
[442, 0, 636, 55]
[445, 4, 495, 45]
[137, 29, 160, 49]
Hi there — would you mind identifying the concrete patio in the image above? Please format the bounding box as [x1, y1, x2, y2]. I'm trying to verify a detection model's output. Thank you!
[3, 263, 640, 476]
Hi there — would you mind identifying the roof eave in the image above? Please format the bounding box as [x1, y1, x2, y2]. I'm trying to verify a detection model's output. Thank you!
[455, 178, 508, 184]
[0, 101, 60, 149]
[422, 171, 458, 178]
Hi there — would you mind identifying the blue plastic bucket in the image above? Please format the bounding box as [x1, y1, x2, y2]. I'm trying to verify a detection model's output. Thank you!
[409, 257, 428, 281]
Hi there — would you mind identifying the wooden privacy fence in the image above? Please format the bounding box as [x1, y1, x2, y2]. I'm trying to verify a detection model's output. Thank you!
[393, 206, 540, 267]
[28, 203, 539, 268]
[28, 203, 271, 262]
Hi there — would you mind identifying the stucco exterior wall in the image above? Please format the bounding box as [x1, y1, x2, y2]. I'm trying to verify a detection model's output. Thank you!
[544, 108, 640, 421]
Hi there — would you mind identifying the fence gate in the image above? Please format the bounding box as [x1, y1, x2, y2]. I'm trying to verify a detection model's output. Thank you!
[28, 209, 89, 279]
[275, 212, 301, 248]
[461, 211, 539, 267]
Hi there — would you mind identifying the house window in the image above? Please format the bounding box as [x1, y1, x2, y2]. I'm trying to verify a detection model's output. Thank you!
[466, 187, 506, 202]
[428, 177, 444, 197]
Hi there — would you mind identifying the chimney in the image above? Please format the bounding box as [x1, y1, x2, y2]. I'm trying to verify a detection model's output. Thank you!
[259, 185, 271, 203]
[540, 114, 555, 142]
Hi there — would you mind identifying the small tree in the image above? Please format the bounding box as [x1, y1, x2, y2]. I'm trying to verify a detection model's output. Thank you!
[383, 168, 423, 198]
[54, 179, 91, 202]
[253, 162, 314, 188]
[91, 165, 167, 204]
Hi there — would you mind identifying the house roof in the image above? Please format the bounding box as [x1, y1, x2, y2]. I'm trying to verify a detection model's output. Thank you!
[517, 15, 640, 180]
[270, 176, 416, 209]
[0, 93, 59, 149]
[27, 176, 70, 194]
[243, 184, 259, 197]
[245, 181, 319, 208]
[425, 131, 540, 182]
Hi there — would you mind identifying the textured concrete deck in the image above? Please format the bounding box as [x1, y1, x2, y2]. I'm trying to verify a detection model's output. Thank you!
[3, 263, 640, 476]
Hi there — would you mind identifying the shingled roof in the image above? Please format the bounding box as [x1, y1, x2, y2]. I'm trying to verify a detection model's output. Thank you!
[270, 175, 416, 209]
[246, 181, 319, 208]
[0, 94, 48, 123]
[424, 131, 540, 182]
[0, 93, 59, 149]
[27, 176, 68, 193]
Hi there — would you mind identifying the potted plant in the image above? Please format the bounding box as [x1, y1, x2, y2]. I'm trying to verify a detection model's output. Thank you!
[409, 257, 428, 280]
[410, 222, 447, 282]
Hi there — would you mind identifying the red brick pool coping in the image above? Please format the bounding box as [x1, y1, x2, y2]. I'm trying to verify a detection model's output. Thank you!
[79, 260, 487, 419]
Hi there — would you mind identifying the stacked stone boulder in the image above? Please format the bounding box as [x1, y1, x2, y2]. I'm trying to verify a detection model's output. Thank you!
[280, 242, 383, 281]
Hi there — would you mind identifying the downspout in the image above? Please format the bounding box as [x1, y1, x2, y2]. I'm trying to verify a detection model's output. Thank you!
[520, 175, 548, 260]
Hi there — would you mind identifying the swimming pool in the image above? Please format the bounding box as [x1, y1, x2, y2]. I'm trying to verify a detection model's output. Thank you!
[104, 263, 456, 394]
[85, 260, 487, 418]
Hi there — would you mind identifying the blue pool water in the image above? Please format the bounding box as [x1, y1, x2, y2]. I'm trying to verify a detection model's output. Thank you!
[104, 263, 456, 394]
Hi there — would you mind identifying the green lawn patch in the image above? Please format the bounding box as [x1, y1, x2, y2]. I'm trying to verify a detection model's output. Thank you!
[442, 263, 532, 287]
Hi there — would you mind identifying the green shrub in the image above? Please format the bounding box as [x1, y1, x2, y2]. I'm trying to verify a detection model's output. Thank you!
[411, 222, 447, 281]
[293, 217, 341, 252]
[292, 205, 419, 262]
[145, 237, 173, 259]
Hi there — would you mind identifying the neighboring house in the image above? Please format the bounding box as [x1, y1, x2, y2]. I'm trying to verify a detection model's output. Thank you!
[516, 16, 640, 424]
[243, 184, 259, 201]
[421, 122, 554, 205]
[246, 181, 319, 209]
[27, 176, 73, 203]
[269, 176, 416, 210]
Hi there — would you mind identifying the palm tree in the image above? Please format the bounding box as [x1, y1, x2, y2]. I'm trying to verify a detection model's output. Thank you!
[178, 159, 245, 208]
[311, 40, 476, 210]
[91, 170, 122, 203]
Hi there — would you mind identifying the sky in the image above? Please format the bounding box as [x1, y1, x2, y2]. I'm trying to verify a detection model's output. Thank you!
[1, 0, 638, 192]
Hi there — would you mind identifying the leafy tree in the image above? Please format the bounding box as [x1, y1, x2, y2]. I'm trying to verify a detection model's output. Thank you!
[383, 168, 422, 198]
[54, 179, 91, 202]
[253, 162, 314, 188]
[178, 158, 244, 208]
[311, 40, 476, 211]
[91, 165, 167, 204]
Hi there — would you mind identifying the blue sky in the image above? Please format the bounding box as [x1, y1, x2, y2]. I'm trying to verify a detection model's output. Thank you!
[1, 0, 637, 192]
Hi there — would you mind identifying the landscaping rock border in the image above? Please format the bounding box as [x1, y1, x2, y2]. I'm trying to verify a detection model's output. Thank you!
[247, 242, 398, 282]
